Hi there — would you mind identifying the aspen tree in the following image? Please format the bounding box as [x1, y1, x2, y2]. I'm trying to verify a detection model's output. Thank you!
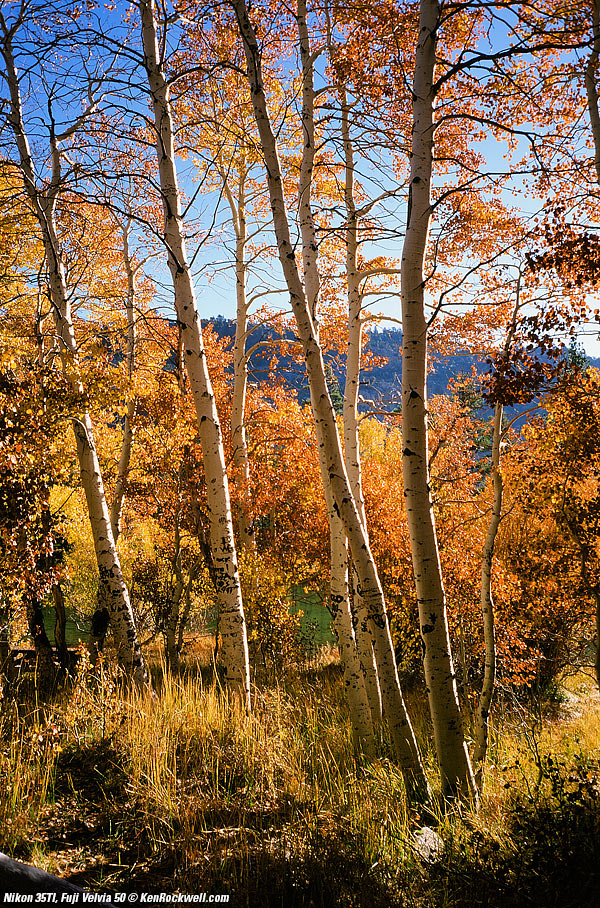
[398, 0, 590, 796]
[473, 279, 523, 781]
[164, 464, 187, 670]
[0, 10, 149, 689]
[220, 155, 255, 552]
[231, 0, 428, 800]
[401, 0, 477, 800]
[330, 519, 375, 753]
[583, 0, 600, 685]
[322, 6, 385, 724]
[298, 0, 374, 752]
[110, 220, 139, 544]
[338, 81, 383, 726]
[473, 401, 502, 779]
[138, 0, 250, 707]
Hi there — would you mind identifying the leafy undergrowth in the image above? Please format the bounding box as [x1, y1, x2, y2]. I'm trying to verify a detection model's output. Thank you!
[430, 752, 600, 908]
[1, 660, 599, 907]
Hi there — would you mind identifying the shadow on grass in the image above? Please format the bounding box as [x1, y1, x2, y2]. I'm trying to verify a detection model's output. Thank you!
[428, 753, 600, 908]
[180, 831, 408, 908]
[36, 737, 410, 907]
[63, 801, 410, 907]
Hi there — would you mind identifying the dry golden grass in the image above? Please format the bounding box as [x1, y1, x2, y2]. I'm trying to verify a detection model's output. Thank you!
[1, 659, 598, 905]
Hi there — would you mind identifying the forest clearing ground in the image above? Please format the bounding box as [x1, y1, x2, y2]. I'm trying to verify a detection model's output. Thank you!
[1, 656, 599, 907]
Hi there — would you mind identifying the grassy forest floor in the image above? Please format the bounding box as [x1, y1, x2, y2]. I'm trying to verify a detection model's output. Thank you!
[1, 640, 599, 907]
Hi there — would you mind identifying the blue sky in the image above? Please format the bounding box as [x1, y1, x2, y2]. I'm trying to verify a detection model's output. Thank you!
[4, 0, 599, 359]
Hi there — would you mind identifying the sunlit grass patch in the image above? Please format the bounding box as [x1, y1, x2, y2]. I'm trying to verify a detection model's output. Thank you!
[1, 663, 599, 905]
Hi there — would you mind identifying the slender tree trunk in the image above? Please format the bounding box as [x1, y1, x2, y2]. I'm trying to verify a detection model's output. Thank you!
[300, 0, 376, 736]
[165, 581, 184, 671]
[177, 574, 195, 657]
[233, 0, 429, 801]
[25, 593, 57, 688]
[330, 515, 376, 755]
[474, 402, 503, 780]
[139, 0, 250, 708]
[585, 0, 600, 690]
[297, 0, 320, 321]
[0, 21, 149, 689]
[75, 412, 148, 684]
[400, 0, 477, 801]
[222, 166, 255, 552]
[338, 82, 383, 725]
[300, 0, 378, 740]
[165, 482, 184, 671]
[52, 583, 69, 671]
[110, 221, 138, 543]
[298, 0, 376, 749]
[164, 468, 200, 671]
[586, 0, 600, 185]
[91, 223, 137, 666]
[0, 600, 16, 694]
[110, 404, 136, 543]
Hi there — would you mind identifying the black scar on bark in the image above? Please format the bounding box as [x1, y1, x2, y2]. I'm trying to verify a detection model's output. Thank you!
[91, 607, 109, 641]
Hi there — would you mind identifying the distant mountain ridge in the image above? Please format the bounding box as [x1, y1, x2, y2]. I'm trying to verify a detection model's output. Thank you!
[205, 317, 600, 411]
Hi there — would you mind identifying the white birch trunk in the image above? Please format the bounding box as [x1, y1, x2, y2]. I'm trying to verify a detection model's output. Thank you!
[350, 576, 383, 724]
[297, 0, 320, 321]
[139, 0, 250, 709]
[233, 0, 429, 801]
[300, 1, 377, 745]
[0, 20, 149, 689]
[473, 402, 502, 779]
[401, 0, 477, 800]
